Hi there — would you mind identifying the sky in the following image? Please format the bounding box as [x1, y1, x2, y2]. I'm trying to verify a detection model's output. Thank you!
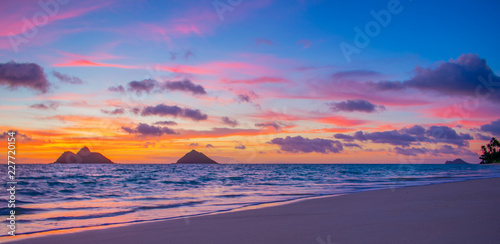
[1, 0, 500, 164]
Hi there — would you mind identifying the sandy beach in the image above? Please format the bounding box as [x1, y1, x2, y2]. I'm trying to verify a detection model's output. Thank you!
[5, 177, 500, 244]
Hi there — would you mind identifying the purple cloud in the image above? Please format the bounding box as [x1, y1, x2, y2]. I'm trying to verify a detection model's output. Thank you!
[169, 52, 177, 60]
[394, 145, 477, 157]
[237, 91, 258, 103]
[400, 125, 426, 136]
[128, 79, 158, 95]
[101, 108, 125, 115]
[435, 145, 477, 156]
[108, 85, 125, 93]
[163, 79, 206, 95]
[476, 133, 492, 141]
[206, 144, 215, 148]
[183, 108, 208, 121]
[255, 122, 283, 131]
[154, 121, 178, 126]
[370, 54, 500, 102]
[144, 142, 156, 148]
[141, 104, 183, 117]
[393, 147, 429, 156]
[30, 102, 58, 110]
[332, 70, 380, 80]
[109, 78, 207, 96]
[354, 130, 416, 147]
[334, 133, 355, 141]
[335, 125, 472, 147]
[122, 123, 177, 136]
[235, 144, 246, 149]
[328, 99, 385, 113]
[269, 136, 343, 154]
[184, 50, 195, 61]
[130, 107, 141, 115]
[0, 61, 50, 93]
[222, 117, 238, 127]
[425, 126, 473, 147]
[238, 94, 251, 102]
[344, 143, 362, 149]
[52, 71, 83, 85]
[480, 119, 500, 136]
[0, 131, 32, 141]
[141, 104, 208, 121]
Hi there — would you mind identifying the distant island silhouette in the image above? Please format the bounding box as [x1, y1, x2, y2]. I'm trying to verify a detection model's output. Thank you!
[53, 146, 114, 164]
[176, 150, 219, 164]
[445, 158, 470, 165]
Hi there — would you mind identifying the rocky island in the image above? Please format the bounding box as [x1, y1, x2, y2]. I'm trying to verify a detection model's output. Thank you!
[53, 146, 115, 164]
[445, 158, 470, 165]
[176, 150, 219, 164]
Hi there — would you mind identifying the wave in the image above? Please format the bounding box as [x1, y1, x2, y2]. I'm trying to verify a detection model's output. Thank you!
[43, 201, 206, 221]
[4, 164, 500, 237]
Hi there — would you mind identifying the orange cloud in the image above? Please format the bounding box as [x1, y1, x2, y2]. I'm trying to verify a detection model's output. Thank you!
[298, 127, 358, 134]
[316, 116, 369, 127]
[222, 76, 289, 84]
[156, 61, 274, 76]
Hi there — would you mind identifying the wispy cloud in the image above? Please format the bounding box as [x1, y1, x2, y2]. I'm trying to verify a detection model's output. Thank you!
[53, 59, 138, 69]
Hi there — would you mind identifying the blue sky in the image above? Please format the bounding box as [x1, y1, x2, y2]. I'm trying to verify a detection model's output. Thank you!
[1, 0, 499, 164]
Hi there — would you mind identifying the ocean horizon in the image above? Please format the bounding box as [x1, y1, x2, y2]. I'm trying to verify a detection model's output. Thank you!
[2, 163, 500, 239]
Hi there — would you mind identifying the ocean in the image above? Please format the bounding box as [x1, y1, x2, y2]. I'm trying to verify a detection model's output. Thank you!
[2, 164, 500, 237]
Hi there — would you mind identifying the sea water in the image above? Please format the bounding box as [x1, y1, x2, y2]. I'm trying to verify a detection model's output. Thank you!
[1, 163, 500, 237]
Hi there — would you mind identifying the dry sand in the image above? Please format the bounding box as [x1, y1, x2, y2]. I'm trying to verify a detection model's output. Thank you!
[5, 178, 500, 244]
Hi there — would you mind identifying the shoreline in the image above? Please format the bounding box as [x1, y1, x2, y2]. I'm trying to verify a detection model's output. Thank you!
[4, 177, 500, 244]
[2, 175, 498, 240]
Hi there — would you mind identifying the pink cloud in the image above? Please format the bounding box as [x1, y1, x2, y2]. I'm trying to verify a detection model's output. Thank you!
[420, 103, 500, 120]
[222, 76, 289, 84]
[53, 59, 138, 69]
[0, 0, 112, 37]
[157, 64, 212, 75]
[0, 39, 12, 50]
[132, 9, 219, 46]
[300, 128, 357, 134]
[236, 53, 298, 67]
[56, 50, 123, 61]
[157, 61, 275, 76]
[0, 1, 112, 51]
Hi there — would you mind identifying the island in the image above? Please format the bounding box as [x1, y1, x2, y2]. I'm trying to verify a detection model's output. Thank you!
[53, 146, 115, 164]
[445, 158, 470, 165]
[176, 150, 219, 164]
